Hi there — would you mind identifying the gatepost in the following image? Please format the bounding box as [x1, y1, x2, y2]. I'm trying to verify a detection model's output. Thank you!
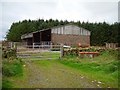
[60, 44, 64, 59]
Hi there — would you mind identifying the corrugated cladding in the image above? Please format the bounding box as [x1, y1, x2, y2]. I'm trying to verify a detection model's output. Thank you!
[51, 24, 90, 35]
[21, 33, 33, 39]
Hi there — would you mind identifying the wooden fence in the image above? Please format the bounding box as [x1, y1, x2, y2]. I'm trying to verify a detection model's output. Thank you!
[3, 41, 116, 59]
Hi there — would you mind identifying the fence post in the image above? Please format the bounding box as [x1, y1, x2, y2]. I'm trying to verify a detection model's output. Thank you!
[13, 42, 15, 48]
[42, 43, 43, 50]
[50, 43, 52, 51]
[14, 42, 17, 51]
[60, 44, 64, 58]
[33, 43, 35, 49]
[10, 42, 13, 49]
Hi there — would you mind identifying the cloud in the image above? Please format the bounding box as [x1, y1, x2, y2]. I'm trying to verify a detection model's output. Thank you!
[1, 0, 119, 2]
[82, 2, 118, 23]
[1, 0, 119, 40]
[1, 2, 58, 40]
[118, 1, 120, 22]
[53, 1, 118, 23]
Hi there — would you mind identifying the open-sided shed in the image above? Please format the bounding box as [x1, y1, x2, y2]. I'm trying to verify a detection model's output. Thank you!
[21, 24, 91, 46]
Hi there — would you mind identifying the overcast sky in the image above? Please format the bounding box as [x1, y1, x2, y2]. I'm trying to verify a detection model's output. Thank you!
[0, 0, 119, 40]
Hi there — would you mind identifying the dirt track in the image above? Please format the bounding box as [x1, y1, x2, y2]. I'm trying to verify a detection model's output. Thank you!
[10, 60, 100, 88]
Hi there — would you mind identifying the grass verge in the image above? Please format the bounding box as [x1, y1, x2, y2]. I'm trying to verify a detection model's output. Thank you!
[2, 58, 23, 88]
[59, 50, 119, 88]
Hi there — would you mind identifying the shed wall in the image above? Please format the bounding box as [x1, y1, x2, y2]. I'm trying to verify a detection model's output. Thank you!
[51, 25, 90, 35]
[51, 34, 90, 46]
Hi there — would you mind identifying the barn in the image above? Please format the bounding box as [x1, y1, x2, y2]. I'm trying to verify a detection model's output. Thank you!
[21, 24, 91, 46]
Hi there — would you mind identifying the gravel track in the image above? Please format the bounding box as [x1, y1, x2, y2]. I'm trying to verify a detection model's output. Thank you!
[10, 60, 100, 88]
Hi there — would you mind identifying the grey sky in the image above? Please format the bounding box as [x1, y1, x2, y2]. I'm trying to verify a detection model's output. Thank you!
[0, 0, 119, 40]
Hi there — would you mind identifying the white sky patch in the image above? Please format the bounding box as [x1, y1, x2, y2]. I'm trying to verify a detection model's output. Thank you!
[1, 0, 119, 2]
[118, 1, 120, 22]
[82, 2, 118, 23]
[0, 0, 119, 40]
[0, 2, 2, 40]
[53, 1, 90, 21]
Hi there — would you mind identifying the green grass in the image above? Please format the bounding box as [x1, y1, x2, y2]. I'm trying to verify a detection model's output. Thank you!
[33, 52, 60, 58]
[3, 49, 119, 88]
[2, 78, 13, 88]
[2, 58, 23, 88]
[34, 60, 52, 67]
[20, 51, 61, 60]
[3, 59, 23, 77]
[59, 50, 119, 88]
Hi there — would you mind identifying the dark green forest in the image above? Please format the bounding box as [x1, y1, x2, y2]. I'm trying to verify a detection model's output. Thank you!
[6, 19, 119, 46]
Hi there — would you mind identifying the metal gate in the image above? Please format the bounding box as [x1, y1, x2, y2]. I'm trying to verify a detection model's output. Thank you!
[17, 43, 63, 60]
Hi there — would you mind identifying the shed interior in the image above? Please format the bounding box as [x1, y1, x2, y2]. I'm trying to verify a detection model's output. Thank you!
[40, 29, 51, 41]
[23, 38, 32, 45]
[33, 32, 40, 43]
[33, 29, 51, 44]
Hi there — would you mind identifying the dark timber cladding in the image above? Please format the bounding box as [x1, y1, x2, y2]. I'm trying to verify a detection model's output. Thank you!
[21, 24, 91, 46]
